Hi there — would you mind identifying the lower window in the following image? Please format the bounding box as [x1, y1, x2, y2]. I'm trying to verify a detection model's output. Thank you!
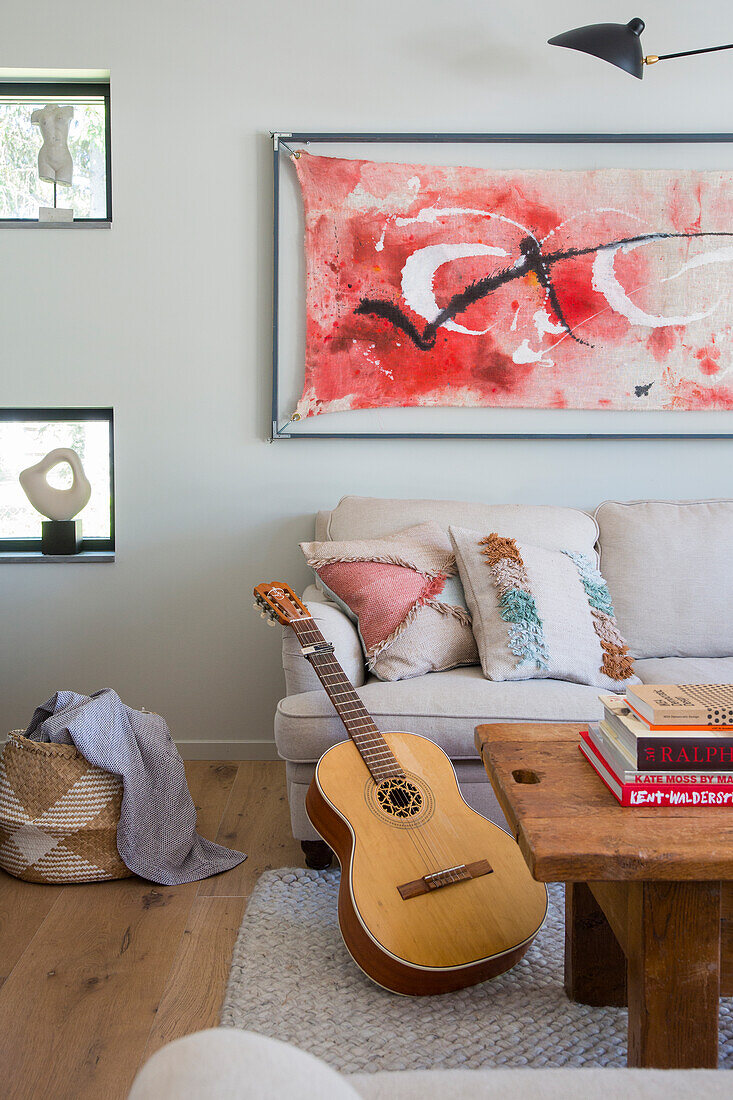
[0, 408, 114, 552]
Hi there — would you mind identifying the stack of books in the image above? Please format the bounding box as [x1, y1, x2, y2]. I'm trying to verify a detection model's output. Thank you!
[580, 684, 733, 806]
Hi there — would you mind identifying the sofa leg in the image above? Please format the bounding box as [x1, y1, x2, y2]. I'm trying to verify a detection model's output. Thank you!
[301, 840, 333, 870]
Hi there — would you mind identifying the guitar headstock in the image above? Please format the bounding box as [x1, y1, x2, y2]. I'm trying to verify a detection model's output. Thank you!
[253, 582, 311, 627]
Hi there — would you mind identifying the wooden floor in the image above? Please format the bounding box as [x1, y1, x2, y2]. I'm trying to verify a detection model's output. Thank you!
[0, 761, 303, 1100]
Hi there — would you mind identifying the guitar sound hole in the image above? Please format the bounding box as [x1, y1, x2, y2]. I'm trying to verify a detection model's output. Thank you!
[376, 778, 424, 818]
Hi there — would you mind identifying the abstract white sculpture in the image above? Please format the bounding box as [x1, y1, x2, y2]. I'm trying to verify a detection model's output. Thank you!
[31, 104, 74, 185]
[19, 448, 92, 522]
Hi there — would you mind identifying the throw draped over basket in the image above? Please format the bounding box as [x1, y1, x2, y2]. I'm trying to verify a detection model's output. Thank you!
[0, 730, 131, 883]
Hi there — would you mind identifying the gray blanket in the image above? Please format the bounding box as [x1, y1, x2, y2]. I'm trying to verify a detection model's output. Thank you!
[26, 689, 246, 885]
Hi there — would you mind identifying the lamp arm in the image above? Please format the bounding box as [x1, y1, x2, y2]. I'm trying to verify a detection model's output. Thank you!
[647, 41, 733, 65]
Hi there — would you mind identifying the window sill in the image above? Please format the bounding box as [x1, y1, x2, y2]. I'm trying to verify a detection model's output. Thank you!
[0, 551, 115, 563]
[0, 220, 112, 229]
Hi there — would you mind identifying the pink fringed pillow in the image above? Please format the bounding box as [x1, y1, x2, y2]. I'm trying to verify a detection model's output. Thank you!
[300, 523, 478, 682]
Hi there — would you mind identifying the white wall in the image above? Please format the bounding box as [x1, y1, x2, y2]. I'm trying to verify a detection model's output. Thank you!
[2, 0, 732, 754]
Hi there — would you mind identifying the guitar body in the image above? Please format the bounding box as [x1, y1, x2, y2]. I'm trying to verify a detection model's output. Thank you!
[306, 731, 548, 996]
[254, 583, 547, 998]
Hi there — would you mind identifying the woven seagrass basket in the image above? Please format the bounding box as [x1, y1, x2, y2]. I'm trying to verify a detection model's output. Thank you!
[0, 730, 131, 884]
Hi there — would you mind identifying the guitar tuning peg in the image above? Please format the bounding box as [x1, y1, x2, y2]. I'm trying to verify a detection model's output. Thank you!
[252, 603, 259, 612]
[266, 617, 277, 627]
[260, 611, 267, 619]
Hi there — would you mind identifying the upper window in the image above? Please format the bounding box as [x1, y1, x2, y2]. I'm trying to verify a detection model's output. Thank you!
[0, 78, 111, 223]
[0, 409, 115, 552]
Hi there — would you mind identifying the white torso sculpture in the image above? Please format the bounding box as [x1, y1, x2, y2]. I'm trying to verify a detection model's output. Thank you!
[31, 104, 74, 185]
[19, 448, 91, 522]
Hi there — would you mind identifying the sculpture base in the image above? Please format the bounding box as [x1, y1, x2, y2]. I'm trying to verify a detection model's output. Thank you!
[41, 520, 82, 555]
[38, 207, 73, 223]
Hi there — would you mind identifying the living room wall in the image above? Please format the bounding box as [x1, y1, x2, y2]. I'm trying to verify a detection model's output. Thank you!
[1, 0, 732, 755]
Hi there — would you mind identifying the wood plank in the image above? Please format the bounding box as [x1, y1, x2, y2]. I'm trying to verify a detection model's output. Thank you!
[140, 895, 246, 1063]
[0, 877, 199, 1100]
[627, 881, 721, 1068]
[0, 872, 60, 989]
[198, 761, 302, 898]
[721, 882, 733, 997]
[184, 761, 239, 840]
[476, 731, 733, 881]
[0, 760, 239, 1100]
[721, 919, 733, 997]
[476, 722, 584, 749]
[565, 882, 627, 1007]
[589, 881, 629, 954]
[0, 764, 233, 994]
[489, 740, 733, 820]
[515, 817, 733, 882]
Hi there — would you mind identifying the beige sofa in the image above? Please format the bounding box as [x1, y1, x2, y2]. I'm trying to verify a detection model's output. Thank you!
[274, 496, 733, 859]
[129, 1029, 731, 1098]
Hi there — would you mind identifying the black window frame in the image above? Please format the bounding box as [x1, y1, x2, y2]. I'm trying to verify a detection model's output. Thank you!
[0, 80, 112, 223]
[0, 407, 115, 553]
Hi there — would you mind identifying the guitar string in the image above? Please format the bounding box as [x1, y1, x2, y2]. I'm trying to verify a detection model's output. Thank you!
[306, 648, 445, 874]
[291, 617, 443, 872]
[261, 599, 451, 873]
[293, 616, 452, 874]
[305, 640, 460, 877]
[291, 615, 448, 874]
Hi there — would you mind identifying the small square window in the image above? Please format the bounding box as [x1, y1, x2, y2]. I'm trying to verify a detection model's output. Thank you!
[0, 79, 111, 223]
[0, 409, 115, 552]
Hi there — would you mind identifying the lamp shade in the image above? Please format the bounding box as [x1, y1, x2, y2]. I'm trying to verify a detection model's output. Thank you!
[548, 17, 646, 79]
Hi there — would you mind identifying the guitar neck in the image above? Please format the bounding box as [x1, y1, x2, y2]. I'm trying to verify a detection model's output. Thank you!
[290, 617, 404, 783]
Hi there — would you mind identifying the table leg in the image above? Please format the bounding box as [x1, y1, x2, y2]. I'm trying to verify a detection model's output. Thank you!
[564, 882, 627, 1006]
[627, 881, 721, 1069]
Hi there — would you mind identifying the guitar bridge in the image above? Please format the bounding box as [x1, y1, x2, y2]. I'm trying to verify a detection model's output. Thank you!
[397, 859, 493, 900]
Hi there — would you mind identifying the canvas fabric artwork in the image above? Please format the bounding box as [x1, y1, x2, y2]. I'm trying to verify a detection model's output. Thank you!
[300, 522, 478, 682]
[449, 525, 637, 691]
[294, 152, 733, 417]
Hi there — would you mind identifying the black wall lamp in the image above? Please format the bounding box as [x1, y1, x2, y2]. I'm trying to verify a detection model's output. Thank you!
[548, 18, 733, 79]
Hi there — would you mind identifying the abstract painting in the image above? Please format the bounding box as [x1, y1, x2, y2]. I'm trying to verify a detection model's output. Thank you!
[293, 152, 733, 418]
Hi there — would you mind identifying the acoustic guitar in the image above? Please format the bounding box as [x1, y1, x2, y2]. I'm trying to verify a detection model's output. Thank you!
[255, 582, 548, 996]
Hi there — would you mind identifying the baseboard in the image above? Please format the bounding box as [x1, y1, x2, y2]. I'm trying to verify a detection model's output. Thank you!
[0, 733, 281, 762]
[175, 740, 281, 761]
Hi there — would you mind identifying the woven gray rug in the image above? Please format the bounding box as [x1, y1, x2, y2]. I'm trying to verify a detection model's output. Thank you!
[221, 869, 733, 1073]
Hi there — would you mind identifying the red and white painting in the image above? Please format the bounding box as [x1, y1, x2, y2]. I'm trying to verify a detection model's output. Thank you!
[293, 152, 733, 417]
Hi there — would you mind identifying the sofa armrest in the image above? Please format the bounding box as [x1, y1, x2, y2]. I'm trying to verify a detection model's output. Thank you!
[129, 1029, 357, 1099]
[281, 585, 365, 695]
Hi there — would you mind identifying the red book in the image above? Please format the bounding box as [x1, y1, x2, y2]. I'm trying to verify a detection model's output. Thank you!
[579, 731, 733, 807]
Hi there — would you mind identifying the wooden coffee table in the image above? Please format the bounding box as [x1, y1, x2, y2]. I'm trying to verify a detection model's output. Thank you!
[475, 722, 733, 1069]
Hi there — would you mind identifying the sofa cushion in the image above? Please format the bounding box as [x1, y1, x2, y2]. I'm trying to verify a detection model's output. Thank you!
[301, 523, 478, 681]
[129, 1029, 357, 1100]
[323, 496, 598, 552]
[274, 666, 603, 762]
[451, 526, 636, 691]
[596, 499, 733, 659]
[351, 1068, 731, 1100]
[635, 655, 733, 684]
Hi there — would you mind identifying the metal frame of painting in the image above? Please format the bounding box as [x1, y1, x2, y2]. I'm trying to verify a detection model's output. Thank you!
[271, 132, 733, 440]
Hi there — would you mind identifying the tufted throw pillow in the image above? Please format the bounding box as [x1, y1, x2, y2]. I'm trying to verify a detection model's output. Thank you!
[300, 523, 478, 682]
[450, 525, 637, 691]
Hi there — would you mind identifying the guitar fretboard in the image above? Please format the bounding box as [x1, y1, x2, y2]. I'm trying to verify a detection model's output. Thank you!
[291, 617, 404, 783]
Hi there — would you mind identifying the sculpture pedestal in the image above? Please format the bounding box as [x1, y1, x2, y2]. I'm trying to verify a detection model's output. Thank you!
[42, 520, 82, 556]
[38, 207, 74, 223]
